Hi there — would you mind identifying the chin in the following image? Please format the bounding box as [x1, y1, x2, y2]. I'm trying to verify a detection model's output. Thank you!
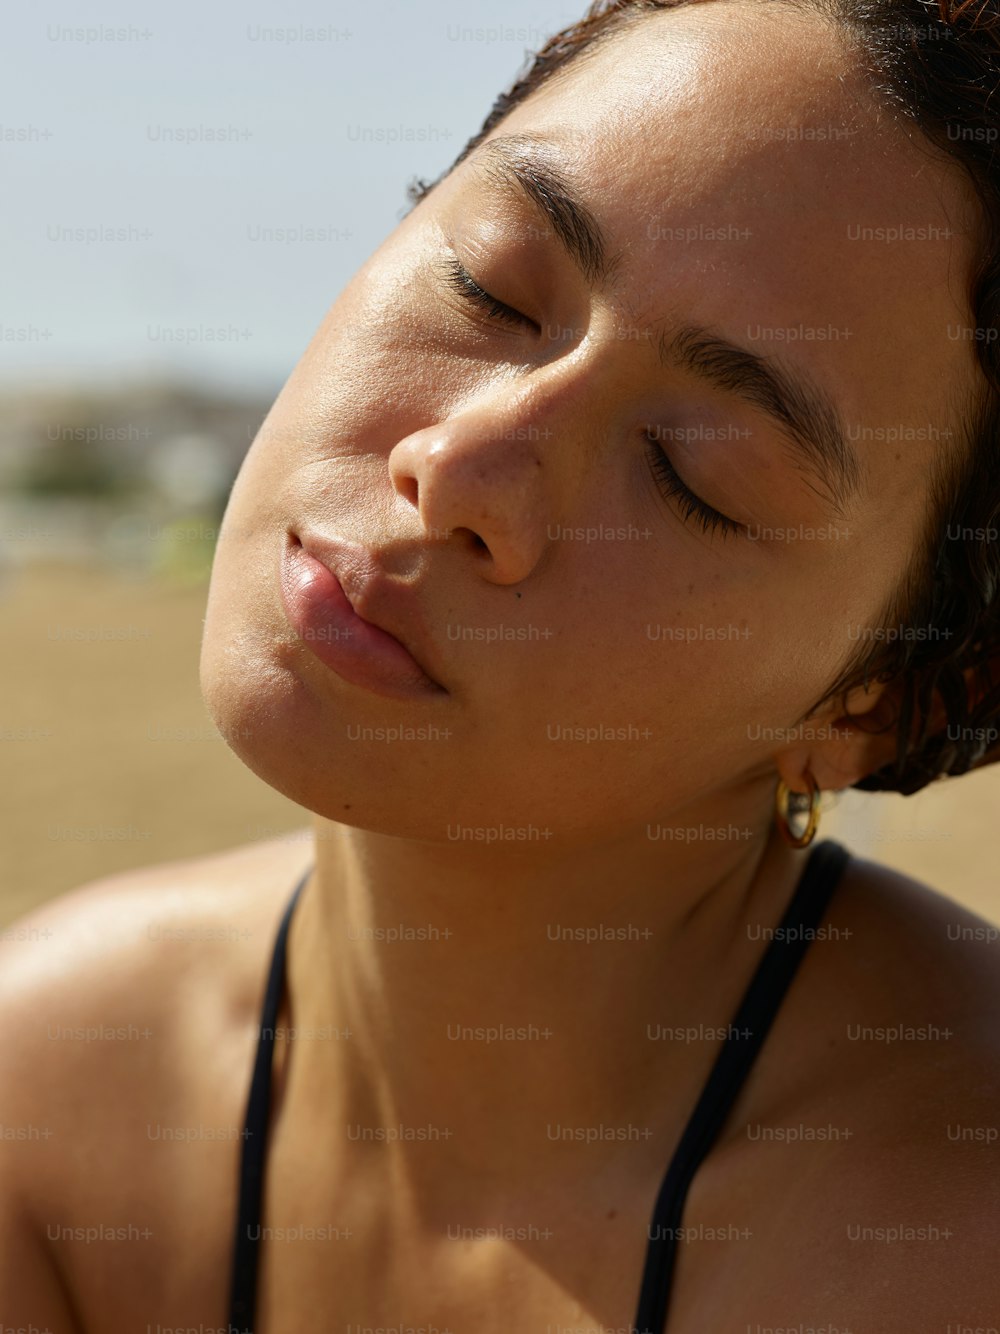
[197, 614, 434, 833]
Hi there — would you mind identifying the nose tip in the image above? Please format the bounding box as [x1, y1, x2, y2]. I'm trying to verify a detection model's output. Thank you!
[389, 417, 554, 584]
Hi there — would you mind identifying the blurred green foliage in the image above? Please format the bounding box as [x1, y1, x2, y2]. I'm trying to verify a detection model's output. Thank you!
[13, 439, 139, 498]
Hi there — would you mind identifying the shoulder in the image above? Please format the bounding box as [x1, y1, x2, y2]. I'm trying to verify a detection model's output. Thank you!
[785, 849, 1000, 1317]
[759, 844, 1000, 1091]
[828, 848, 1000, 1038]
[0, 830, 313, 1030]
[0, 832, 312, 1226]
[702, 847, 1000, 1321]
[802, 847, 1000, 1134]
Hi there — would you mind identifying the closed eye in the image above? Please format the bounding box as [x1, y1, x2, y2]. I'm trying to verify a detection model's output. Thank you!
[436, 252, 744, 542]
[437, 255, 537, 331]
[643, 432, 745, 539]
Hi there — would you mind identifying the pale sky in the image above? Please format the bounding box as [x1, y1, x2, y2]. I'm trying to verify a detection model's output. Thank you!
[2, 0, 580, 395]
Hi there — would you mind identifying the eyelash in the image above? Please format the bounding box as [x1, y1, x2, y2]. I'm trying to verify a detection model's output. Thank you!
[642, 436, 745, 540]
[440, 255, 531, 328]
[439, 254, 745, 540]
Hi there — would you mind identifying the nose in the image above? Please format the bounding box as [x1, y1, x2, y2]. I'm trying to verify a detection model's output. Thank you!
[387, 360, 599, 585]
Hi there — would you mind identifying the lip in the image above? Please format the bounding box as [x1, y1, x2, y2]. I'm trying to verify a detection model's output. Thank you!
[279, 531, 447, 700]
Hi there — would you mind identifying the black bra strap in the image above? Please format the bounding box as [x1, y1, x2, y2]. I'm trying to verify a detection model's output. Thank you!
[632, 839, 851, 1333]
[227, 864, 313, 1333]
[227, 844, 849, 1334]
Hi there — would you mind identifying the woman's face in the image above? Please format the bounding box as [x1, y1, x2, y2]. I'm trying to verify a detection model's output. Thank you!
[201, 1, 979, 843]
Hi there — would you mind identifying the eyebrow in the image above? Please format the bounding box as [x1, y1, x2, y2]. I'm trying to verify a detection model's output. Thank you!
[661, 326, 864, 517]
[469, 133, 865, 517]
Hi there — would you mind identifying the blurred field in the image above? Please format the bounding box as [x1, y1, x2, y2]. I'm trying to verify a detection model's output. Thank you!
[2, 561, 998, 928]
[0, 560, 305, 927]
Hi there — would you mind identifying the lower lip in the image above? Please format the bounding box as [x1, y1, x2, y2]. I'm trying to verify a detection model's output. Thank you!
[279, 538, 445, 700]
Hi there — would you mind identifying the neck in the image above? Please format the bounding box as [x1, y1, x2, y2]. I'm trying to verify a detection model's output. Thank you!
[283, 782, 817, 1216]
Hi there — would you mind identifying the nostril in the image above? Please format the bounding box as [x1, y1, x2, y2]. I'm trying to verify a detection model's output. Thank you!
[395, 475, 419, 508]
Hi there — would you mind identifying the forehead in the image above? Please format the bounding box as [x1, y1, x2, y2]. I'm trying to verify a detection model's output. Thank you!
[467, 1, 981, 498]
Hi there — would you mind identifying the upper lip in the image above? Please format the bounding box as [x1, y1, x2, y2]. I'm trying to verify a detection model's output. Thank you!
[292, 530, 446, 689]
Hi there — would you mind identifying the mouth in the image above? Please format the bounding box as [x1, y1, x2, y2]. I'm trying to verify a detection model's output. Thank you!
[278, 532, 447, 701]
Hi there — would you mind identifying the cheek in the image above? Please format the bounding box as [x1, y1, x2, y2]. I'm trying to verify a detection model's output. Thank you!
[577, 569, 837, 758]
[264, 311, 448, 468]
[493, 554, 759, 736]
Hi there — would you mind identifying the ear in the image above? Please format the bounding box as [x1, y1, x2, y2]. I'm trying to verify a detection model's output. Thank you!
[773, 677, 902, 797]
[774, 654, 1000, 795]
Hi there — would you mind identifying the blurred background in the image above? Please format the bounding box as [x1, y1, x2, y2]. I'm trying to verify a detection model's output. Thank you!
[2, 0, 998, 928]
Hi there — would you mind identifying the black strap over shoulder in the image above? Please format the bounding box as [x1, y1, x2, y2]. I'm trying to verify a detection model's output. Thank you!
[227, 864, 312, 1334]
[632, 839, 851, 1333]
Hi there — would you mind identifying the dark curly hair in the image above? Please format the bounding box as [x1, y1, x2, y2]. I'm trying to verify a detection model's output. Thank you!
[405, 0, 1000, 797]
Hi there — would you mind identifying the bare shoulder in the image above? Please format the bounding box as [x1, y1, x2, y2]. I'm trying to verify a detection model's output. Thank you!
[686, 849, 1000, 1325]
[829, 849, 1000, 1043]
[0, 830, 313, 1039]
[771, 849, 1000, 1318]
[810, 849, 1000, 1152]
[0, 831, 313, 1322]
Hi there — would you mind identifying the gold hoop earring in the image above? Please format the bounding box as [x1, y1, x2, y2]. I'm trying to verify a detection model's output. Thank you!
[774, 769, 822, 848]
